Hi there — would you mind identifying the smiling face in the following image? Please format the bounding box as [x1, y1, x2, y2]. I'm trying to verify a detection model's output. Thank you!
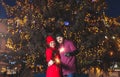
[56, 36, 64, 44]
[49, 41, 56, 48]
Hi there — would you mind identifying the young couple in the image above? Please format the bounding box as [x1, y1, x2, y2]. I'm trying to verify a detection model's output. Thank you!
[45, 32, 78, 77]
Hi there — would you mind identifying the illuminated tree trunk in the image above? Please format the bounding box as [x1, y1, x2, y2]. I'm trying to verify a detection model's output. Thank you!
[0, 23, 8, 53]
[0, 39, 7, 52]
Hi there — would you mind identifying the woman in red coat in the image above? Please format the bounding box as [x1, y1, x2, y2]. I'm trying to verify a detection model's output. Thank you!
[45, 35, 61, 77]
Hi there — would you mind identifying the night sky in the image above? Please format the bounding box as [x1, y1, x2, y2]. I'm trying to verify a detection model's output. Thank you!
[0, 0, 120, 18]
[105, 0, 120, 17]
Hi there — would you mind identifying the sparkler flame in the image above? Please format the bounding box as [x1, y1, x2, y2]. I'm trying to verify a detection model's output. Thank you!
[55, 57, 60, 64]
[59, 47, 65, 53]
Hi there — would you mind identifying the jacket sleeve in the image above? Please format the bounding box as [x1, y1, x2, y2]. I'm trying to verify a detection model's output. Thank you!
[46, 49, 53, 62]
[69, 41, 79, 56]
[69, 41, 76, 51]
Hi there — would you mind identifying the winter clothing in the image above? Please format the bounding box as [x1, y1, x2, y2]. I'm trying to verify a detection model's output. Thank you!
[64, 50, 79, 57]
[46, 48, 61, 77]
[45, 35, 61, 77]
[46, 35, 55, 44]
[55, 32, 64, 37]
[58, 40, 77, 76]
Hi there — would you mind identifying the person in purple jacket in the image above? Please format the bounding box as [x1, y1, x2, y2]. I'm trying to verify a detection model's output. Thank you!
[55, 32, 79, 77]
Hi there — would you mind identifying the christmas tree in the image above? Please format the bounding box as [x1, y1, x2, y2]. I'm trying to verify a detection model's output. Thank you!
[0, 0, 120, 74]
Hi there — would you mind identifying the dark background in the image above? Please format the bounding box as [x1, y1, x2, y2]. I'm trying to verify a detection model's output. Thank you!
[105, 0, 120, 17]
[0, 0, 120, 18]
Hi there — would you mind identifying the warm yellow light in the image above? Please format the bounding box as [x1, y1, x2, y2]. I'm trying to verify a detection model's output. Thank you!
[110, 51, 113, 56]
[55, 57, 60, 64]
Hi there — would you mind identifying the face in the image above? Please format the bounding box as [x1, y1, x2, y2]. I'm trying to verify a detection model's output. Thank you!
[56, 36, 63, 44]
[49, 41, 56, 48]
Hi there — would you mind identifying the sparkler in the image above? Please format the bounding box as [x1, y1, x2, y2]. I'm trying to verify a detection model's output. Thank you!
[59, 47, 65, 53]
[55, 57, 60, 64]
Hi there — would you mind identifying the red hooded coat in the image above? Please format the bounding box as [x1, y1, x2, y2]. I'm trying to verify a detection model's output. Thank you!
[46, 47, 61, 77]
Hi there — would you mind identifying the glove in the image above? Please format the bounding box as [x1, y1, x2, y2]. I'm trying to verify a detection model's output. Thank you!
[64, 52, 72, 57]
[64, 50, 79, 57]
[48, 60, 54, 66]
